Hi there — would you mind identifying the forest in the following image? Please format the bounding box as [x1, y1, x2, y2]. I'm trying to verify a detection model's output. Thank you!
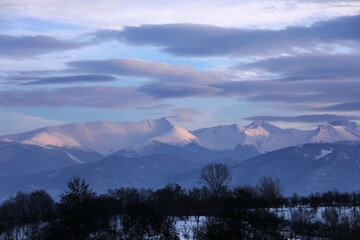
[1, 163, 360, 240]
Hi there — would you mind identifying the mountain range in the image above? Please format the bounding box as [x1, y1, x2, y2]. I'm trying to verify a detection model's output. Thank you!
[0, 118, 359, 200]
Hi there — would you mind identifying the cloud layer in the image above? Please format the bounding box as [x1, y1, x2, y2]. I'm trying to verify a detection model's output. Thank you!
[68, 58, 226, 84]
[0, 34, 91, 58]
[240, 54, 360, 81]
[15, 74, 116, 85]
[246, 114, 360, 123]
[0, 86, 156, 108]
[1, 7, 359, 132]
[97, 14, 360, 57]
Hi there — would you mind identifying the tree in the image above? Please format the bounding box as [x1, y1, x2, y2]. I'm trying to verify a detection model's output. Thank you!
[46, 177, 101, 240]
[258, 176, 283, 207]
[200, 163, 231, 198]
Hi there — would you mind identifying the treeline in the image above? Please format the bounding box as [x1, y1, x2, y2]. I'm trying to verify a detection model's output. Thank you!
[0, 176, 286, 240]
[1, 167, 360, 239]
[289, 190, 360, 209]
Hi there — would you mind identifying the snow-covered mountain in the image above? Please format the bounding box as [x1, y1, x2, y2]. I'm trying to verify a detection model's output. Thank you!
[1, 118, 359, 200]
[192, 120, 360, 152]
[0, 118, 197, 155]
[191, 120, 310, 152]
[308, 120, 360, 143]
[1, 118, 359, 157]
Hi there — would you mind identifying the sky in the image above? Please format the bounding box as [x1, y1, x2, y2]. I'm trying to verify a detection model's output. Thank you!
[0, 0, 360, 134]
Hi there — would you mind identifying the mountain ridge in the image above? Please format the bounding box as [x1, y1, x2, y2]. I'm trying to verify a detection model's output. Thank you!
[1, 118, 360, 155]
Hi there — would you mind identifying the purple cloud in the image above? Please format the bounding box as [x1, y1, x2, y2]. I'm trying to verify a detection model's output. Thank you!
[138, 83, 220, 98]
[138, 104, 173, 111]
[239, 54, 360, 81]
[315, 102, 360, 112]
[213, 80, 360, 104]
[95, 14, 360, 57]
[68, 58, 226, 84]
[0, 35, 91, 58]
[0, 86, 157, 108]
[245, 114, 360, 123]
[15, 74, 117, 85]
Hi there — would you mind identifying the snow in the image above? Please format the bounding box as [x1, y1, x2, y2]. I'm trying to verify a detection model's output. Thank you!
[315, 149, 333, 160]
[191, 124, 245, 150]
[0, 118, 197, 155]
[193, 120, 360, 153]
[149, 125, 197, 145]
[309, 122, 360, 143]
[21, 132, 83, 148]
[192, 121, 311, 153]
[175, 216, 206, 240]
[1, 118, 359, 156]
[65, 151, 83, 163]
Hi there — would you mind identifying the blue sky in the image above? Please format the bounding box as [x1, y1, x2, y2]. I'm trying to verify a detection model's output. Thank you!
[0, 0, 360, 134]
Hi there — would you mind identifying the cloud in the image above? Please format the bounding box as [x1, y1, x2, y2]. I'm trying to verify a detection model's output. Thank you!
[138, 83, 221, 98]
[315, 101, 360, 111]
[68, 58, 226, 84]
[0, 86, 157, 108]
[96, 14, 360, 57]
[245, 114, 360, 123]
[212, 80, 360, 105]
[15, 74, 117, 85]
[0, 34, 91, 58]
[138, 104, 173, 111]
[167, 108, 203, 123]
[239, 54, 360, 81]
[4, 0, 358, 30]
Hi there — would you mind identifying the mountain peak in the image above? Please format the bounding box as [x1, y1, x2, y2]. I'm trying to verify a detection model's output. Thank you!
[326, 119, 360, 132]
[158, 117, 174, 125]
[248, 120, 276, 129]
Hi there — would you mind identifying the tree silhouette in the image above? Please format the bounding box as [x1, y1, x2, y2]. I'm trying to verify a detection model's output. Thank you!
[258, 176, 283, 207]
[200, 163, 231, 198]
[46, 177, 100, 240]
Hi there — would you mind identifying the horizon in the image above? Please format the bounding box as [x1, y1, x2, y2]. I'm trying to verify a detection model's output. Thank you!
[1, 1, 359, 135]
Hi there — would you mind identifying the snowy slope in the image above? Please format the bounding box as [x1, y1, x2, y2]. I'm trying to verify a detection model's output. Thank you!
[0, 118, 197, 155]
[308, 120, 360, 143]
[1, 118, 359, 156]
[192, 120, 311, 152]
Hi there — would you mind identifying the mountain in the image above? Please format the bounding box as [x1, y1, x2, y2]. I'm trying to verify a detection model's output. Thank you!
[308, 120, 360, 143]
[0, 118, 197, 155]
[1, 142, 360, 200]
[0, 118, 360, 200]
[230, 143, 360, 195]
[166, 143, 360, 196]
[192, 120, 360, 152]
[2, 118, 359, 156]
[113, 142, 260, 163]
[0, 154, 202, 201]
[192, 120, 311, 152]
[0, 140, 102, 177]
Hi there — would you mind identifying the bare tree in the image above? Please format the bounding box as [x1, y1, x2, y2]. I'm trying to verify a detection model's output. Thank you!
[200, 163, 231, 198]
[258, 176, 283, 206]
